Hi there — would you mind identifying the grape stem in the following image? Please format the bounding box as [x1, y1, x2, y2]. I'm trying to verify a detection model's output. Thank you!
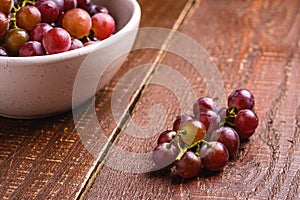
[173, 128, 212, 160]
[224, 107, 237, 127]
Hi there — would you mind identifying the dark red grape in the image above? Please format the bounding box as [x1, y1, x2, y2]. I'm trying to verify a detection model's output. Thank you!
[210, 126, 240, 157]
[175, 151, 202, 178]
[42, 27, 71, 54]
[157, 130, 176, 145]
[19, 41, 45, 56]
[64, 0, 77, 11]
[234, 109, 258, 140]
[0, 12, 9, 38]
[89, 4, 108, 16]
[62, 8, 91, 39]
[173, 114, 193, 131]
[5, 28, 29, 52]
[30, 23, 53, 42]
[180, 119, 206, 145]
[77, 0, 91, 11]
[36, 0, 59, 23]
[197, 110, 221, 132]
[228, 88, 255, 111]
[69, 38, 84, 50]
[92, 13, 115, 40]
[152, 143, 179, 169]
[51, 0, 64, 13]
[16, 5, 42, 31]
[200, 141, 229, 171]
[193, 97, 218, 116]
[0, 46, 8, 56]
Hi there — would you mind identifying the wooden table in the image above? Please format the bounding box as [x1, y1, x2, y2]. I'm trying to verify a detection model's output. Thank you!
[1, 0, 300, 199]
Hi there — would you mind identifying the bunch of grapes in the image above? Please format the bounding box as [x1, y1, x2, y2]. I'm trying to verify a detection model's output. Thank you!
[0, 0, 115, 56]
[152, 88, 259, 179]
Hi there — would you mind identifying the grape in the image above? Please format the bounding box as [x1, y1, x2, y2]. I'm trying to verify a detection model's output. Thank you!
[175, 151, 202, 178]
[0, 46, 8, 56]
[0, 0, 13, 16]
[173, 114, 193, 131]
[77, 0, 91, 11]
[64, 0, 77, 11]
[51, 0, 64, 13]
[228, 88, 255, 111]
[197, 110, 221, 132]
[89, 4, 108, 16]
[92, 13, 115, 40]
[5, 28, 29, 52]
[62, 8, 91, 39]
[35, 0, 59, 23]
[193, 97, 218, 117]
[42, 27, 71, 54]
[69, 38, 84, 50]
[19, 41, 45, 56]
[210, 126, 240, 157]
[16, 6, 42, 31]
[157, 130, 176, 145]
[152, 143, 179, 169]
[0, 12, 9, 38]
[234, 109, 258, 140]
[180, 119, 206, 145]
[30, 23, 53, 42]
[200, 141, 229, 171]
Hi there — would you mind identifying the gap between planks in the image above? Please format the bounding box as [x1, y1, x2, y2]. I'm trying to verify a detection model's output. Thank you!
[76, 0, 200, 199]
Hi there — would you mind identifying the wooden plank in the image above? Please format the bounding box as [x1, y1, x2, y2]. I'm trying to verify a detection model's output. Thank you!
[0, 0, 190, 199]
[85, 0, 300, 199]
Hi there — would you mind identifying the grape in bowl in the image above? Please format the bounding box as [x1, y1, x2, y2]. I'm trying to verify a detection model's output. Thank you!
[0, 0, 141, 118]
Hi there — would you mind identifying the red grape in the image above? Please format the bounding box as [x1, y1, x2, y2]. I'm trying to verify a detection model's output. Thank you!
[64, 0, 77, 11]
[16, 5, 42, 31]
[30, 23, 53, 42]
[51, 0, 64, 13]
[42, 27, 71, 54]
[70, 38, 84, 50]
[152, 143, 179, 169]
[62, 8, 92, 39]
[173, 114, 193, 131]
[210, 126, 240, 157]
[19, 41, 45, 56]
[228, 88, 255, 111]
[77, 0, 91, 11]
[234, 109, 259, 140]
[36, 0, 59, 23]
[197, 110, 221, 132]
[89, 4, 108, 16]
[193, 97, 218, 116]
[157, 130, 176, 145]
[175, 151, 202, 178]
[92, 13, 115, 40]
[0, 12, 9, 38]
[200, 141, 229, 171]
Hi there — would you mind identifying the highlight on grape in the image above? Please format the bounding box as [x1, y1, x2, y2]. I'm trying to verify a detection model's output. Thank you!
[0, 0, 115, 56]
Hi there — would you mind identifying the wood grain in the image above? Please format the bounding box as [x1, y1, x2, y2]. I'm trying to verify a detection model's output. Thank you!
[0, 0, 190, 199]
[85, 0, 300, 199]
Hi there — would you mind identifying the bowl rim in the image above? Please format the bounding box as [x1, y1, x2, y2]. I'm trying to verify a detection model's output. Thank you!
[0, 0, 141, 63]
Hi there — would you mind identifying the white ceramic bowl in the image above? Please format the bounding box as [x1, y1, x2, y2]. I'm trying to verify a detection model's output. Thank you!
[0, 0, 141, 118]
